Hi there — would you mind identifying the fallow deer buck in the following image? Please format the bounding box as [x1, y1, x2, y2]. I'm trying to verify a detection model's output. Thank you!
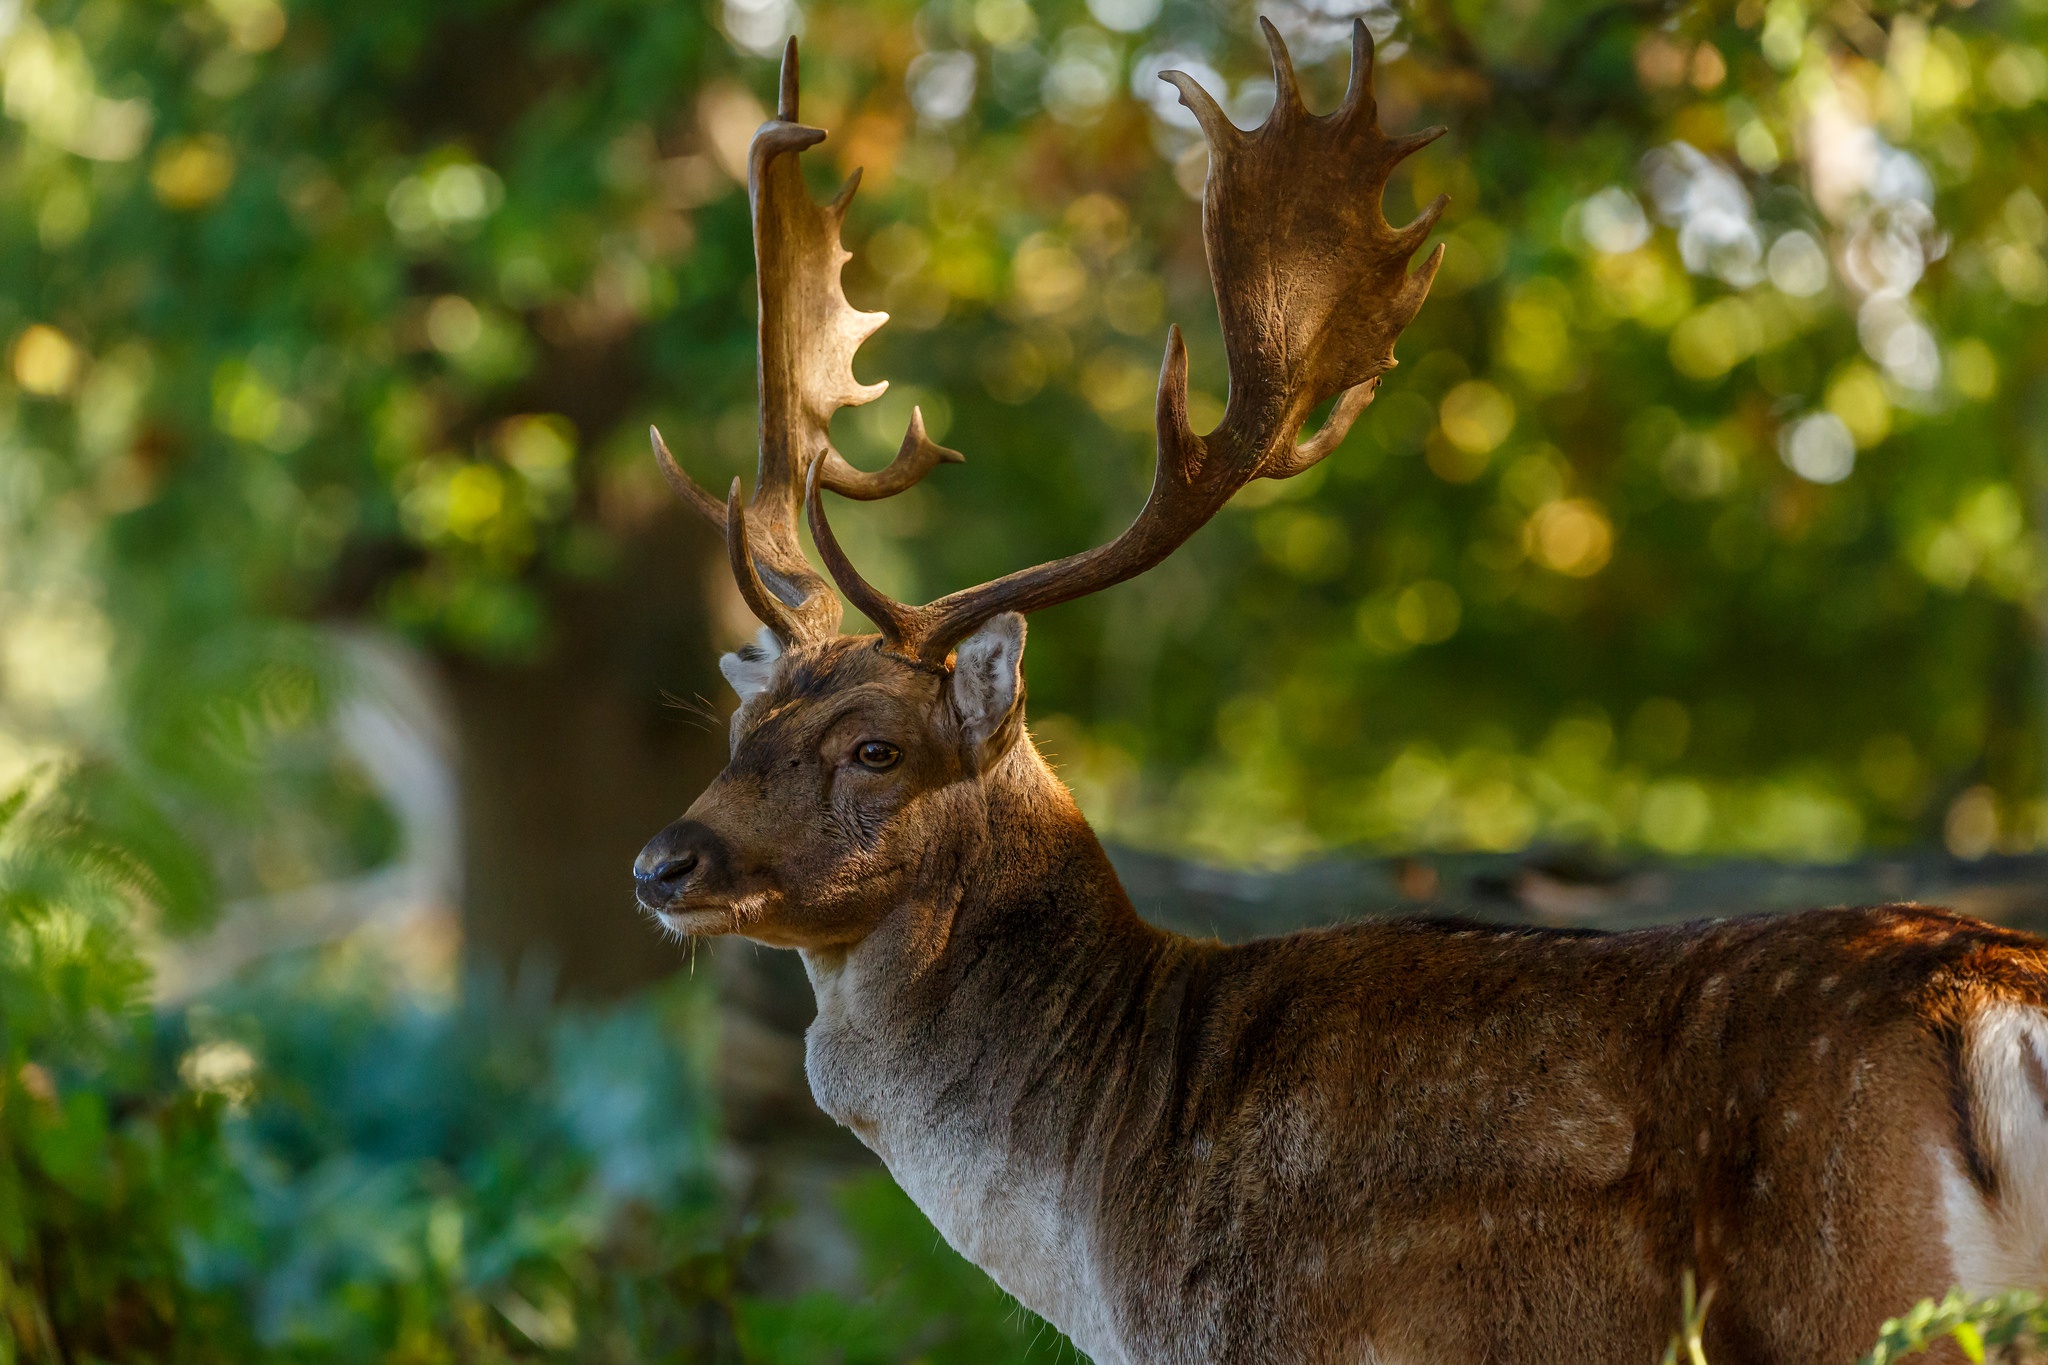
[636, 23, 2048, 1363]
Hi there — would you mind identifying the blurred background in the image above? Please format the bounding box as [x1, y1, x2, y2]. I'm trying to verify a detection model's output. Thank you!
[3, 0, 2047, 1354]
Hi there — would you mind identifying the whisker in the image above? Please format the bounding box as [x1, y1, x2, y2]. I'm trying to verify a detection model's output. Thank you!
[659, 689, 723, 732]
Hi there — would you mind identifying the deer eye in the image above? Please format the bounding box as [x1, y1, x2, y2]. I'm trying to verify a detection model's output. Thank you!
[854, 740, 901, 771]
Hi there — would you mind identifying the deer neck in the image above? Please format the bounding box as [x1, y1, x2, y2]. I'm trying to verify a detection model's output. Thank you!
[797, 737, 1166, 1355]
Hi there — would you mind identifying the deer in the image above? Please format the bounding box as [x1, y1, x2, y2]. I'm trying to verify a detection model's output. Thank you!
[634, 22, 2048, 1363]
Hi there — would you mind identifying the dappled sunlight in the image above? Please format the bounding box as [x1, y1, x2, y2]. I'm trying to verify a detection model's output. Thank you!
[1055, 696, 1946, 867]
[1, 598, 110, 713]
[0, 0, 2038, 872]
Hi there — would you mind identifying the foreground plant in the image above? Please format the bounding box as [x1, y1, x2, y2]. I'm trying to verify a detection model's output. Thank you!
[0, 767, 234, 1359]
[1861, 1289, 2048, 1364]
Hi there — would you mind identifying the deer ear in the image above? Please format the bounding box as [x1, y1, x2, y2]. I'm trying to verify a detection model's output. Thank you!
[949, 613, 1025, 755]
[719, 626, 784, 702]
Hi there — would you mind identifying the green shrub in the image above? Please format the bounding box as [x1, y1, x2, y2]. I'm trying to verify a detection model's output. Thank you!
[1, 764, 1050, 1364]
[735, 1175, 1058, 1365]
[0, 766, 239, 1360]
[178, 953, 735, 1362]
[1861, 1290, 2048, 1364]
[181, 955, 1058, 1363]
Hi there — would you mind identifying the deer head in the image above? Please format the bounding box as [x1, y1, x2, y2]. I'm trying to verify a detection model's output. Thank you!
[635, 21, 1444, 949]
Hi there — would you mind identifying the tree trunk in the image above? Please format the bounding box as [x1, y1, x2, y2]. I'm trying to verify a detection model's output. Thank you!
[439, 518, 728, 997]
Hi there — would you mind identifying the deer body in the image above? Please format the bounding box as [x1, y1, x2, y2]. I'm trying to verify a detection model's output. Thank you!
[632, 25, 2048, 1361]
[781, 719, 2048, 1364]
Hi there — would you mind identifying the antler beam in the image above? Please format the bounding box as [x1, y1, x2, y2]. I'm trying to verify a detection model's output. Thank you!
[811, 18, 1445, 665]
[654, 37, 963, 644]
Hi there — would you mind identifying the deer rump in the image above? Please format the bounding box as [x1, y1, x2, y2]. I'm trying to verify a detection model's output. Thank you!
[1023, 907, 2048, 1364]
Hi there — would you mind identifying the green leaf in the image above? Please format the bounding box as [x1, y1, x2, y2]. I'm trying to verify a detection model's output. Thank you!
[32, 762, 218, 934]
[0, 781, 32, 837]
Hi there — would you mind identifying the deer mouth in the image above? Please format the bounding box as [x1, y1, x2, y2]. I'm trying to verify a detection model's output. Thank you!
[649, 890, 767, 938]
[653, 904, 738, 936]
[641, 900, 733, 940]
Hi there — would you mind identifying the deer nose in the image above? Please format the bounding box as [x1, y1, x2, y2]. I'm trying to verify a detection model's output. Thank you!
[643, 851, 698, 886]
[633, 820, 725, 910]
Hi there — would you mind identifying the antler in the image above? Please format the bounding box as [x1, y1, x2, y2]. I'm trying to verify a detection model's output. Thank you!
[811, 17, 1446, 666]
[654, 37, 964, 644]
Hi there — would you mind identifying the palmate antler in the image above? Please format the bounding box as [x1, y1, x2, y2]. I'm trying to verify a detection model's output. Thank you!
[665, 18, 1444, 665]
[654, 38, 963, 645]
[808, 18, 1446, 665]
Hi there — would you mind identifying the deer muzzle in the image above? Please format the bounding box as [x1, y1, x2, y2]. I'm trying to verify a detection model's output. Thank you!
[633, 819, 730, 913]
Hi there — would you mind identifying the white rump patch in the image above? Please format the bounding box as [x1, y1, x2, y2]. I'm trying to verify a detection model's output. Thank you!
[1944, 1003, 2048, 1291]
[719, 626, 784, 702]
[949, 613, 1025, 752]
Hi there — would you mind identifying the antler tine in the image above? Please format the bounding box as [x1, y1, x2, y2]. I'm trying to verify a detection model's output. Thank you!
[809, 18, 1446, 667]
[1160, 69, 1240, 149]
[1268, 377, 1381, 480]
[820, 407, 965, 500]
[727, 478, 806, 641]
[1413, 238, 1448, 294]
[1391, 127, 1451, 169]
[1337, 17, 1377, 123]
[777, 34, 799, 121]
[1396, 193, 1451, 251]
[653, 425, 728, 529]
[1259, 16, 1307, 122]
[805, 455, 918, 643]
[1154, 324, 1199, 482]
[827, 167, 863, 226]
[656, 35, 965, 646]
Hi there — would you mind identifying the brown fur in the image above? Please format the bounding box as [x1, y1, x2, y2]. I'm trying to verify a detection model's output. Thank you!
[633, 637, 2048, 1365]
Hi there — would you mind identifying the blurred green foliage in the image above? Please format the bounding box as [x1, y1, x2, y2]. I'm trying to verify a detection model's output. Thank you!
[3, 0, 2043, 1352]
[1859, 1287, 2048, 1362]
[0, 767, 232, 1357]
[732, 1176, 1066, 1363]
[0, 0, 2042, 875]
[1, 767, 1048, 1362]
[179, 957, 732, 1361]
